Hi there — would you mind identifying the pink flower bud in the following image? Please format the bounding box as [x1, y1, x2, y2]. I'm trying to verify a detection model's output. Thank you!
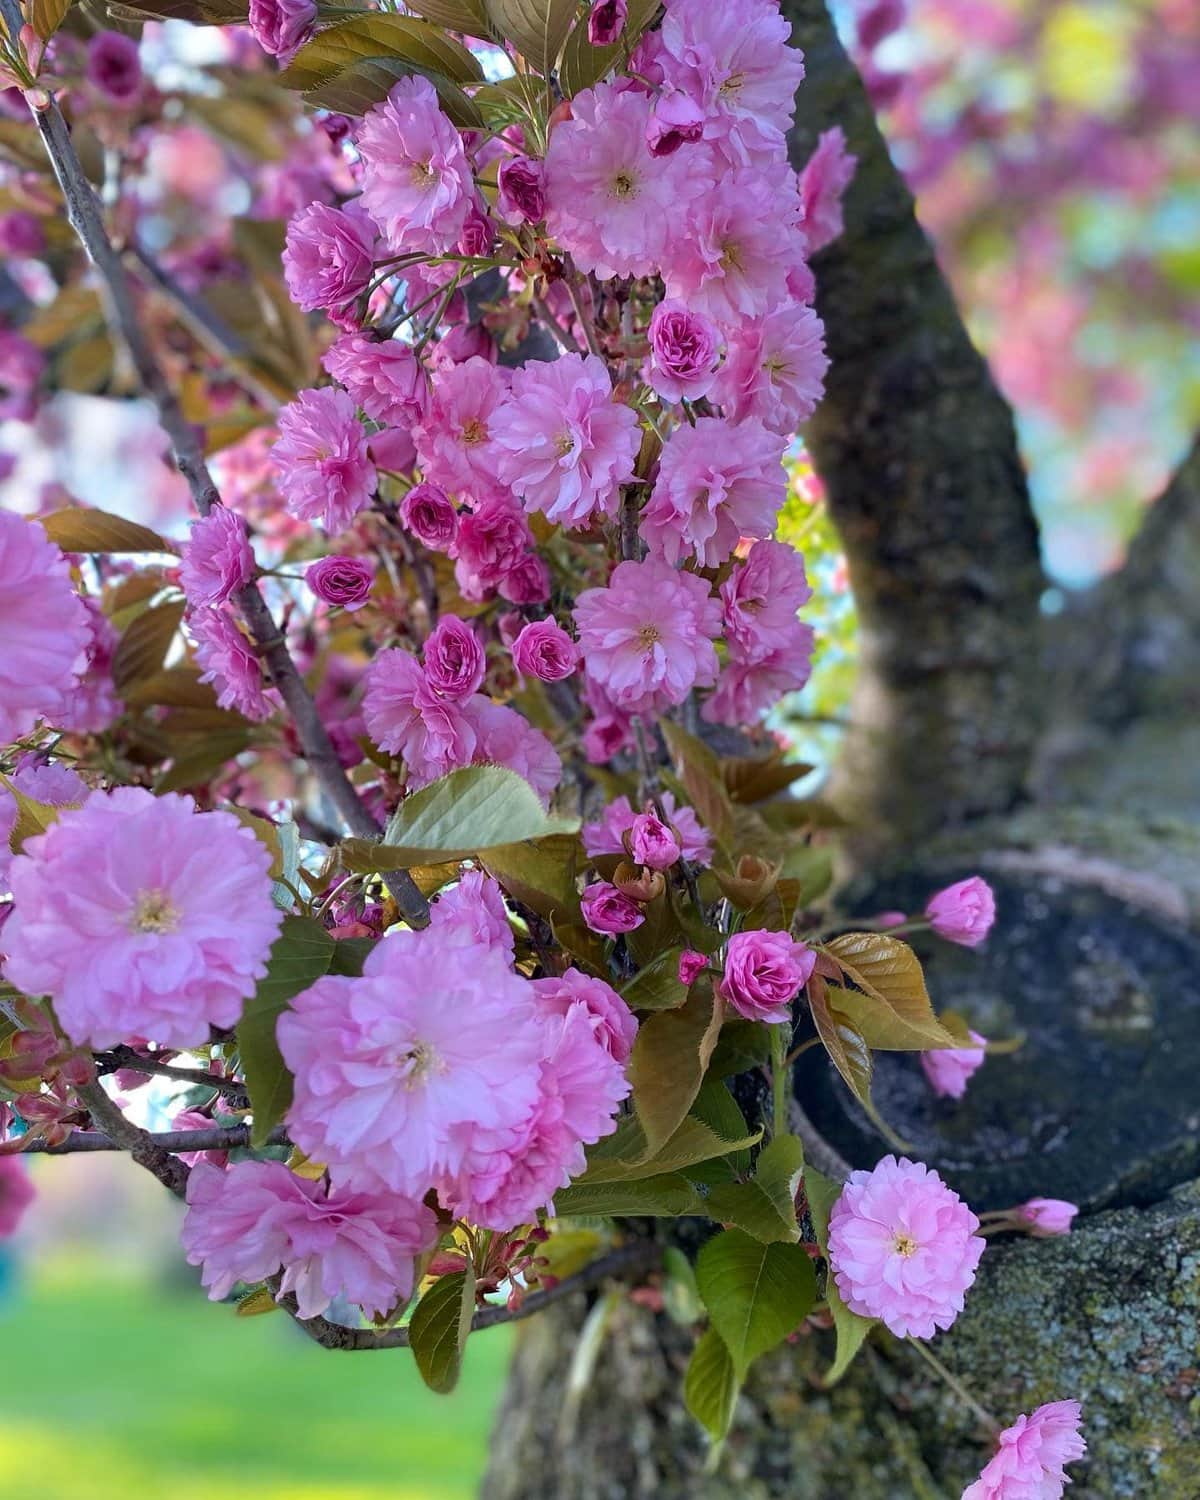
[424, 615, 485, 701]
[920, 1030, 987, 1100]
[646, 89, 706, 157]
[587, 0, 627, 47]
[678, 949, 708, 986]
[1018, 1198, 1078, 1237]
[458, 204, 496, 259]
[925, 876, 996, 947]
[581, 880, 644, 935]
[629, 811, 680, 871]
[248, 0, 316, 62]
[512, 618, 578, 682]
[719, 929, 816, 1024]
[497, 156, 547, 226]
[644, 299, 720, 403]
[399, 481, 458, 552]
[306, 555, 376, 611]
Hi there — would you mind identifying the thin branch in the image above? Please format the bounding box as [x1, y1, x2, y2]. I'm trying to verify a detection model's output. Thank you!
[2, 55, 429, 929]
[20, 1123, 289, 1154]
[791, 1097, 852, 1183]
[73, 1080, 191, 1197]
[94, 1046, 248, 1102]
[532, 294, 583, 355]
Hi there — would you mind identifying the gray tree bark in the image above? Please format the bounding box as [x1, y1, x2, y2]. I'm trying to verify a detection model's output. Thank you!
[482, 5, 1200, 1495]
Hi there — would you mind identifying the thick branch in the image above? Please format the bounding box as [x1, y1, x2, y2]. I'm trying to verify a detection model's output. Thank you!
[2, 49, 428, 926]
[783, 1, 1044, 852]
[74, 1081, 191, 1197]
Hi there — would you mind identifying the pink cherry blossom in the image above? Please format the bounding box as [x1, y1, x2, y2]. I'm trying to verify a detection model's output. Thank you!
[826, 1155, 984, 1339]
[701, 626, 815, 724]
[642, 417, 788, 568]
[587, 0, 627, 47]
[278, 936, 547, 1197]
[497, 156, 546, 226]
[710, 301, 829, 432]
[646, 89, 706, 157]
[189, 608, 275, 721]
[498, 550, 551, 606]
[580, 880, 644, 935]
[273, 387, 377, 533]
[720, 539, 813, 663]
[798, 126, 858, 253]
[630, 811, 681, 870]
[248, 0, 316, 61]
[461, 697, 562, 805]
[920, 1030, 987, 1100]
[424, 615, 486, 701]
[399, 481, 458, 551]
[0, 512, 90, 745]
[0, 759, 85, 888]
[925, 877, 997, 947]
[719, 929, 815, 1023]
[2, 788, 283, 1051]
[493, 354, 641, 528]
[1018, 1199, 1079, 1238]
[55, 598, 121, 736]
[644, 300, 721, 404]
[86, 32, 142, 104]
[580, 675, 636, 763]
[0, 332, 44, 422]
[428, 870, 513, 963]
[573, 557, 721, 716]
[182, 1160, 437, 1319]
[582, 791, 712, 866]
[306, 555, 375, 611]
[451, 496, 533, 601]
[322, 332, 429, 424]
[414, 356, 510, 500]
[962, 1401, 1087, 1500]
[362, 648, 477, 785]
[531, 967, 638, 1065]
[357, 76, 477, 255]
[179, 505, 256, 608]
[283, 203, 375, 319]
[512, 618, 579, 682]
[0, 1155, 35, 1239]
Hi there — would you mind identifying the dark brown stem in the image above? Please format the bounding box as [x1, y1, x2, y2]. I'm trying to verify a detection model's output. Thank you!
[74, 1081, 191, 1197]
[20, 1123, 289, 1155]
[94, 1047, 247, 1103]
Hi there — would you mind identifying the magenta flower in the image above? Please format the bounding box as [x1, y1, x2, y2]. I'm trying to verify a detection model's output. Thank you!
[0, 331, 44, 421]
[920, 1031, 987, 1100]
[86, 32, 142, 104]
[798, 126, 858, 254]
[461, 697, 562, 805]
[322, 332, 428, 425]
[678, 949, 708, 986]
[357, 76, 477, 255]
[278, 936, 548, 1197]
[369, 424, 417, 475]
[532, 967, 638, 1065]
[54, 597, 121, 736]
[306, 555, 375, 611]
[451, 496, 532, 601]
[2, 789, 283, 1051]
[497, 156, 547, 226]
[0, 512, 90, 745]
[273, 387, 377, 533]
[248, 0, 316, 60]
[644, 300, 721, 404]
[362, 648, 476, 787]
[925, 876, 997, 947]
[962, 1401, 1087, 1500]
[642, 417, 788, 568]
[1018, 1199, 1079, 1238]
[0, 211, 45, 258]
[180, 505, 256, 608]
[583, 791, 712, 866]
[701, 630, 814, 725]
[283, 203, 375, 319]
[581, 880, 644, 935]
[424, 615, 486, 701]
[498, 550, 551, 606]
[826, 1155, 984, 1339]
[190, 608, 275, 721]
[646, 89, 706, 157]
[720, 539, 813, 664]
[493, 353, 640, 528]
[573, 557, 721, 716]
[630, 811, 681, 871]
[512, 618, 578, 683]
[182, 1160, 437, 1320]
[399, 481, 458, 551]
[587, 0, 627, 45]
[0, 1156, 35, 1240]
[719, 929, 815, 1023]
[711, 301, 829, 433]
[414, 356, 510, 500]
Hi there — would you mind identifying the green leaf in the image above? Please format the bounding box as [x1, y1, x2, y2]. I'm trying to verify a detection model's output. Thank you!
[154, 729, 254, 794]
[695, 1229, 817, 1378]
[558, 0, 660, 96]
[481, 833, 581, 926]
[575, 1109, 761, 1185]
[0, 772, 77, 853]
[804, 1168, 876, 1386]
[409, 1268, 475, 1394]
[627, 980, 723, 1154]
[402, 0, 491, 31]
[484, 0, 575, 74]
[662, 1246, 702, 1326]
[554, 1172, 702, 1218]
[690, 1077, 753, 1176]
[684, 1327, 740, 1440]
[659, 720, 734, 854]
[706, 1133, 806, 1243]
[301, 57, 484, 129]
[342, 766, 579, 871]
[113, 601, 186, 694]
[39, 507, 171, 554]
[620, 948, 689, 1012]
[30, 0, 74, 42]
[235, 1286, 281, 1317]
[238, 916, 335, 1147]
[824, 932, 959, 1050]
[280, 14, 484, 89]
[709, 1020, 771, 1077]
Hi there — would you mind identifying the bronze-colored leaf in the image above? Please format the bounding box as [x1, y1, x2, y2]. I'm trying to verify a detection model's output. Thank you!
[112, 600, 186, 692]
[627, 978, 723, 1153]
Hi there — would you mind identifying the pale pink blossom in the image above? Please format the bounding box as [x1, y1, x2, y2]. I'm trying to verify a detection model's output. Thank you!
[493, 354, 640, 528]
[720, 929, 815, 1023]
[2, 788, 283, 1050]
[497, 156, 546, 226]
[461, 697, 562, 805]
[306, 555, 375, 611]
[428, 870, 513, 963]
[573, 557, 721, 716]
[531, 967, 638, 1064]
[273, 387, 377, 533]
[1018, 1199, 1079, 1238]
[581, 880, 643, 935]
[249, 0, 316, 61]
[171, 1106, 230, 1169]
[678, 949, 708, 985]
[362, 648, 476, 785]
[701, 627, 814, 724]
[962, 1401, 1087, 1500]
[720, 539, 813, 663]
[283, 203, 375, 318]
[451, 496, 532, 601]
[512, 618, 578, 682]
[798, 126, 858, 253]
[424, 615, 485, 701]
[920, 1030, 987, 1100]
[399, 481, 458, 551]
[925, 877, 996, 947]
[0, 1155, 35, 1239]
[190, 608, 275, 721]
[278, 936, 547, 1197]
[0, 512, 90, 745]
[55, 599, 121, 735]
[322, 332, 429, 424]
[369, 424, 417, 475]
[582, 790, 712, 866]
[711, 301, 828, 432]
[587, 0, 627, 46]
[180, 505, 255, 608]
[642, 417, 788, 568]
[86, 31, 141, 103]
[827, 1155, 984, 1339]
[644, 300, 721, 404]
[0, 759, 85, 886]
[414, 356, 510, 500]
[357, 77, 477, 255]
[182, 1160, 437, 1319]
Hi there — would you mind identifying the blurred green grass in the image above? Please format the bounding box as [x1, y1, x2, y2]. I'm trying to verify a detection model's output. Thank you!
[0, 1261, 509, 1500]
